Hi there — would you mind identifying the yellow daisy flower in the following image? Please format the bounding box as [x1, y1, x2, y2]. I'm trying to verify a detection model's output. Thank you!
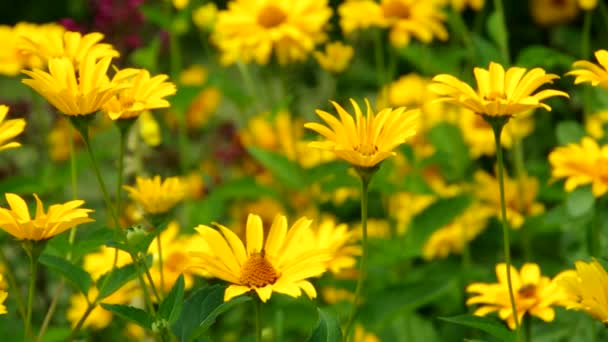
[467, 263, 566, 330]
[193, 3, 219, 31]
[429, 61, 568, 118]
[311, 217, 361, 274]
[123, 175, 185, 215]
[0, 193, 93, 241]
[18, 30, 119, 69]
[568, 50, 608, 90]
[530, 0, 578, 27]
[338, 0, 385, 35]
[138, 111, 162, 147]
[585, 110, 608, 139]
[189, 213, 331, 302]
[313, 41, 355, 73]
[557, 259, 608, 323]
[104, 68, 177, 120]
[22, 56, 127, 116]
[304, 98, 418, 168]
[212, 0, 332, 65]
[0, 105, 26, 151]
[548, 137, 608, 197]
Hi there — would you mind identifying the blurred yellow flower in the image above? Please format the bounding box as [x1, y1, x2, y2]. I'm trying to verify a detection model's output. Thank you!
[305, 98, 418, 168]
[0, 193, 93, 241]
[193, 3, 219, 31]
[124, 176, 185, 215]
[0, 105, 26, 151]
[67, 283, 139, 329]
[339, 0, 448, 47]
[578, 0, 597, 11]
[311, 217, 360, 274]
[0, 23, 63, 75]
[354, 324, 380, 342]
[422, 203, 492, 260]
[212, 0, 332, 65]
[138, 111, 162, 147]
[548, 137, 608, 197]
[0, 275, 7, 315]
[558, 259, 608, 323]
[179, 65, 208, 86]
[189, 213, 331, 302]
[474, 170, 544, 229]
[173, 0, 189, 10]
[241, 110, 300, 161]
[322, 286, 355, 303]
[379, 74, 444, 125]
[19, 30, 119, 69]
[22, 56, 127, 116]
[441, 0, 485, 12]
[388, 192, 435, 234]
[48, 118, 81, 161]
[585, 110, 608, 139]
[530, 0, 578, 26]
[467, 263, 567, 330]
[314, 41, 354, 73]
[104, 68, 176, 120]
[186, 87, 221, 130]
[568, 50, 608, 90]
[430, 61, 568, 118]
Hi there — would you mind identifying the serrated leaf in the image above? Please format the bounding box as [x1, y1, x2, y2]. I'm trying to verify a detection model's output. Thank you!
[100, 303, 153, 329]
[566, 186, 595, 218]
[308, 308, 342, 342]
[247, 147, 304, 189]
[159, 275, 185, 324]
[38, 254, 92, 294]
[439, 315, 516, 342]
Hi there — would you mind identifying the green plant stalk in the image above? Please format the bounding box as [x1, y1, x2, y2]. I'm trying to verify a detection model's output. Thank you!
[511, 132, 532, 261]
[0, 248, 25, 321]
[524, 313, 531, 342]
[344, 175, 370, 341]
[236, 60, 263, 114]
[254, 297, 262, 342]
[157, 236, 165, 294]
[116, 127, 128, 220]
[67, 301, 95, 342]
[24, 252, 38, 340]
[491, 122, 522, 342]
[492, 0, 511, 63]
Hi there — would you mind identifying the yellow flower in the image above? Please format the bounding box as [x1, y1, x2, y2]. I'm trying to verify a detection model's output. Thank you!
[48, 117, 81, 161]
[67, 284, 139, 329]
[441, 0, 485, 12]
[305, 98, 418, 168]
[0, 275, 7, 315]
[123, 176, 185, 215]
[179, 64, 208, 86]
[388, 192, 435, 234]
[430, 61, 568, 118]
[557, 259, 608, 323]
[22, 56, 126, 116]
[0, 105, 26, 151]
[241, 110, 299, 160]
[467, 263, 566, 330]
[311, 217, 360, 274]
[193, 3, 219, 31]
[18, 30, 119, 69]
[173, 0, 189, 10]
[568, 50, 608, 90]
[474, 170, 544, 229]
[354, 324, 380, 342]
[104, 68, 177, 120]
[186, 87, 221, 130]
[422, 203, 492, 260]
[0, 193, 93, 241]
[212, 0, 332, 65]
[529, 0, 578, 26]
[578, 0, 597, 11]
[139, 111, 162, 147]
[339, 0, 448, 47]
[189, 213, 331, 302]
[585, 110, 608, 139]
[548, 137, 608, 197]
[314, 41, 354, 73]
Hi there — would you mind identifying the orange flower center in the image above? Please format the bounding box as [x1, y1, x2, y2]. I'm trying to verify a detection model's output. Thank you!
[355, 143, 378, 156]
[518, 283, 537, 298]
[257, 5, 287, 28]
[239, 252, 279, 288]
[381, 0, 411, 19]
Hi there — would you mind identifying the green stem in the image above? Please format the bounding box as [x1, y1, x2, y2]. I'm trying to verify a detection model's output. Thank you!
[491, 122, 522, 342]
[24, 253, 38, 340]
[37, 283, 64, 342]
[157, 236, 165, 294]
[67, 301, 95, 342]
[511, 130, 532, 261]
[492, 0, 511, 64]
[524, 313, 531, 342]
[69, 123, 78, 199]
[236, 61, 263, 114]
[116, 127, 128, 220]
[344, 175, 370, 341]
[0, 248, 26, 321]
[254, 297, 262, 342]
[461, 225, 472, 270]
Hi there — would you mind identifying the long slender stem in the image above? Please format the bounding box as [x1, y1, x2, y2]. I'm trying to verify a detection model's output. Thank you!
[236, 61, 263, 114]
[254, 297, 262, 342]
[24, 253, 38, 340]
[157, 236, 165, 294]
[511, 128, 532, 261]
[492, 123, 522, 342]
[344, 176, 370, 341]
[0, 248, 25, 320]
[492, 0, 510, 64]
[116, 128, 128, 220]
[67, 302, 95, 342]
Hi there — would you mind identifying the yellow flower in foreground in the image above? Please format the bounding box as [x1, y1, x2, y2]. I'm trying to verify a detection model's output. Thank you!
[314, 41, 354, 73]
[311, 217, 360, 274]
[18, 30, 119, 69]
[305, 98, 418, 168]
[0, 193, 93, 241]
[0, 105, 26, 151]
[22, 56, 126, 116]
[104, 69, 177, 120]
[549, 137, 608, 197]
[212, 0, 332, 65]
[0, 275, 7, 315]
[558, 259, 608, 323]
[430, 61, 568, 118]
[189, 213, 331, 302]
[467, 263, 566, 330]
[568, 50, 608, 90]
[123, 176, 185, 215]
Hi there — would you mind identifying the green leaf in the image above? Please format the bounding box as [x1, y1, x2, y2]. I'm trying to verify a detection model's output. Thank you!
[397, 42, 465, 76]
[471, 34, 503, 67]
[70, 228, 114, 261]
[556, 121, 585, 145]
[129, 37, 160, 71]
[486, 11, 508, 63]
[404, 195, 472, 258]
[515, 45, 576, 69]
[308, 308, 342, 342]
[439, 315, 516, 342]
[247, 147, 305, 189]
[100, 303, 153, 329]
[172, 285, 251, 342]
[566, 186, 595, 218]
[159, 275, 185, 325]
[426, 123, 470, 182]
[96, 261, 141, 300]
[38, 254, 92, 294]
[140, 4, 172, 29]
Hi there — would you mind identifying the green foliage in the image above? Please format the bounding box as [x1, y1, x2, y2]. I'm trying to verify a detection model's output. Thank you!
[38, 253, 92, 294]
[159, 275, 185, 325]
[556, 121, 586, 145]
[100, 304, 154, 329]
[308, 308, 342, 342]
[439, 315, 516, 342]
[426, 123, 471, 182]
[247, 147, 305, 189]
[96, 260, 147, 300]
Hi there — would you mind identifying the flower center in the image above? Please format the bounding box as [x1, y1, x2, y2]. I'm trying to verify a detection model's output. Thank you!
[518, 283, 537, 298]
[257, 5, 287, 28]
[381, 0, 411, 19]
[239, 252, 279, 288]
[355, 143, 378, 156]
[483, 91, 507, 102]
